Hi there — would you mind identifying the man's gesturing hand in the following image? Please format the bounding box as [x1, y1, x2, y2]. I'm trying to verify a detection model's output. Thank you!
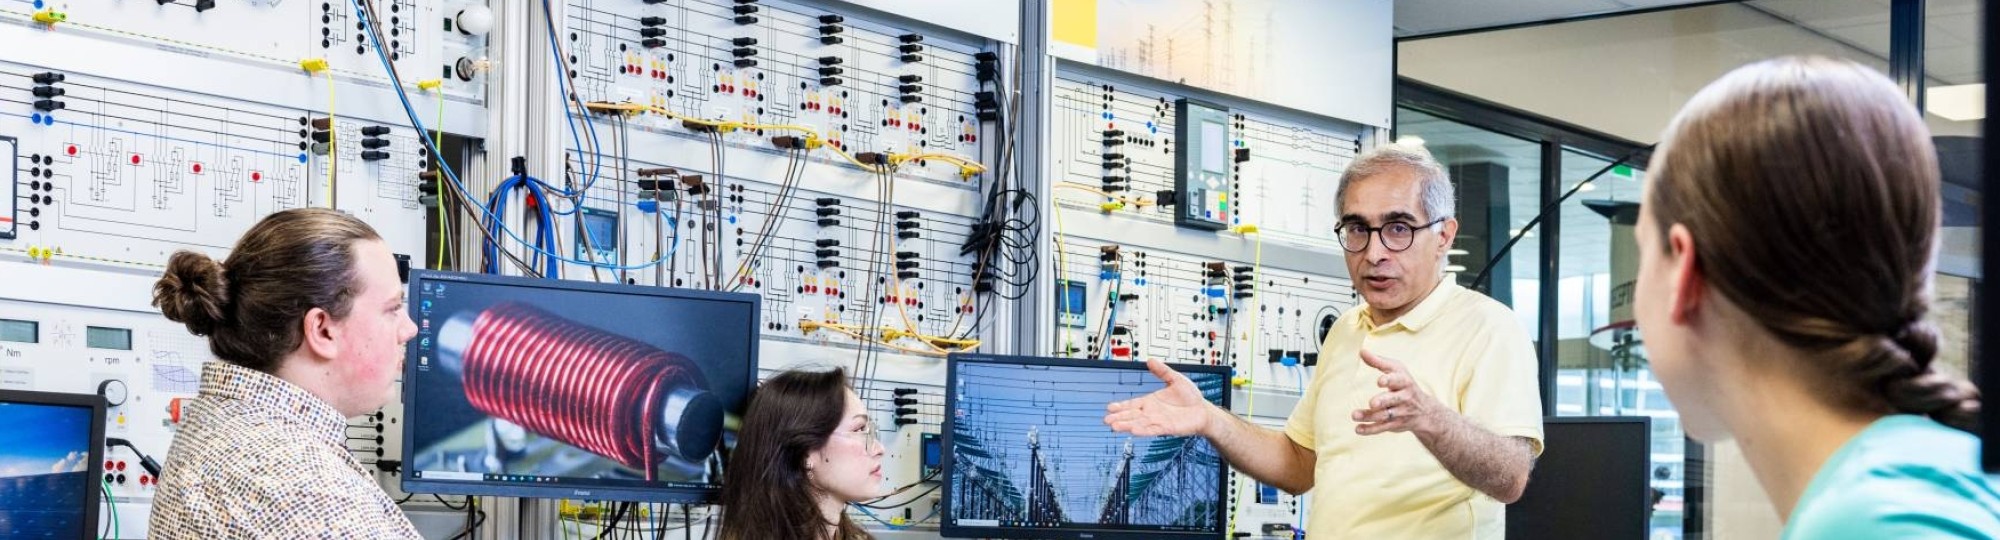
[1105, 359, 1215, 437]
[1353, 350, 1444, 436]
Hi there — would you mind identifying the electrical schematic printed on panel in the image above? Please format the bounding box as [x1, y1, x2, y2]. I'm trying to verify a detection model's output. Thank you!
[563, 0, 999, 187]
[0, 0, 493, 103]
[1050, 75, 1361, 249]
[581, 151, 995, 358]
[0, 67, 434, 268]
[0, 0, 485, 535]
[544, 0, 1011, 359]
[0, 0, 491, 267]
[1050, 236, 1356, 395]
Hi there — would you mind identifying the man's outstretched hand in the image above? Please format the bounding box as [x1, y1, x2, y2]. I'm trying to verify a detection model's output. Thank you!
[1104, 359, 1215, 437]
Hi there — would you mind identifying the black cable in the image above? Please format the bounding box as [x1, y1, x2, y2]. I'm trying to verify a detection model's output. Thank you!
[855, 482, 943, 510]
[434, 494, 470, 510]
[728, 147, 805, 292]
[1468, 145, 1653, 293]
[591, 502, 634, 540]
[445, 497, 484, 540]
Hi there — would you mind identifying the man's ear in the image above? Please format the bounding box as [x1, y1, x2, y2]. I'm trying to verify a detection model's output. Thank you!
[1438, 218, 1459, 253]
[300, 306, 342, 361]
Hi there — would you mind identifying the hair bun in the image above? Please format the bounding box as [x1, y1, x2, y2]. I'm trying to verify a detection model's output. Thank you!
[153, 251, 230, 336]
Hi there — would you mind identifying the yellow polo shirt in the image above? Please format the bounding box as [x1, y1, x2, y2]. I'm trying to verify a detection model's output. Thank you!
[1285, 279, 1544, 539]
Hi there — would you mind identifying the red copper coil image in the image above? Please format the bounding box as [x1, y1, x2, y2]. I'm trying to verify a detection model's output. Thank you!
[437, 302, 725, 480]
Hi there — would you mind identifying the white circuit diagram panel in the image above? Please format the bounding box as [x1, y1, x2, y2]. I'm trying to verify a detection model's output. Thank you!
[0, 0, 491, 102]
[561, 0, 993, 188]
[1051, 235, 1356, 397]
[1, 63, 432, 265]
[0, 0, 483, 532]
[1051, 72, 1361, 250]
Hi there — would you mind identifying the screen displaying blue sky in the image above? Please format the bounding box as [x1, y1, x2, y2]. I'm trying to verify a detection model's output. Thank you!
[0, 402, 92, 479]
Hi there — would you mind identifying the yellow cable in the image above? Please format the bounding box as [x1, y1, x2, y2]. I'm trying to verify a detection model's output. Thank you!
[433, 86, 447, 269]
[888, 152, 988, 177]
[799, 320, 980, 357]
[1054, 182, 1155, 209]
[1231, 225, 1263, 535]
[584, 101, 988, 177]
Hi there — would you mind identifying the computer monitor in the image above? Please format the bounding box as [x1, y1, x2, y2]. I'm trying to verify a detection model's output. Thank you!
[941, 354, 1229, 540]
[0, 390, 106, 540]
[1507, 416, 1652, 539]
[399, 270, 761, 503]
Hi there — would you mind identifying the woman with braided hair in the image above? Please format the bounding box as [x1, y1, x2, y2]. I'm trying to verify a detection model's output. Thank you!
[1634, 56, 1999, 538]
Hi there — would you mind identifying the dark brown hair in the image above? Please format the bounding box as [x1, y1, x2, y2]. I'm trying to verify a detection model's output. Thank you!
[1648, 56, 1979, 430]
[152, 208, 383, 373]
[718, 368, 869, 540]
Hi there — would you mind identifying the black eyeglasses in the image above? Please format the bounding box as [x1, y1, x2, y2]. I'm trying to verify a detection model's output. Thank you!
[1335, 218, 1446, 253]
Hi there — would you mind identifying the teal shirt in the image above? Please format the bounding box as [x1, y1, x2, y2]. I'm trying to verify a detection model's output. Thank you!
[1782, 415, 2000, 539]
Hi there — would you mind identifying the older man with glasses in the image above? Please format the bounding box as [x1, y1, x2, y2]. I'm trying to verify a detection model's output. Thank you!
[1106, 144, 1543, 539]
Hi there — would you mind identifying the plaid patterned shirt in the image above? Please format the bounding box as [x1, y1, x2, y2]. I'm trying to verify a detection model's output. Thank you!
[148, 361, 419, 539]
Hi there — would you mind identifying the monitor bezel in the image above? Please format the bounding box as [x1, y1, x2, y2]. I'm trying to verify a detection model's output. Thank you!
[397, 269, 762, 503]
[939, 353, 1232, 540]
[0, 389, 107, 540]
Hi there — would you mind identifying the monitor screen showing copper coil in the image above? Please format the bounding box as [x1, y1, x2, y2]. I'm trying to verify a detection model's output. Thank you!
[400, 270, 760, 503]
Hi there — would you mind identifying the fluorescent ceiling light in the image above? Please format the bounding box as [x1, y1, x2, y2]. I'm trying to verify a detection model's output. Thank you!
[1927, 84, 1985, 121]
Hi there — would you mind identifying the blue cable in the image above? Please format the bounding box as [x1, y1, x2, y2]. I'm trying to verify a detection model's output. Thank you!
[347, 0, 675, 272]
[483, 175, 561, 278]
[539, 0, 603, 205]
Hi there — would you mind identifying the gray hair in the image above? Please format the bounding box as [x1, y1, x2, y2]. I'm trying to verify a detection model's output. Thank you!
[1335, 143, 1455, 222]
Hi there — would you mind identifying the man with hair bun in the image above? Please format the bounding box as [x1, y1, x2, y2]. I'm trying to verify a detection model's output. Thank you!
[147, 208, 421, 539]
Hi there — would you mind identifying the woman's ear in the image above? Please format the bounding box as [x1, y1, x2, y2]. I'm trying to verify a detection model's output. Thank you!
[1666, 223, 1706, 324]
